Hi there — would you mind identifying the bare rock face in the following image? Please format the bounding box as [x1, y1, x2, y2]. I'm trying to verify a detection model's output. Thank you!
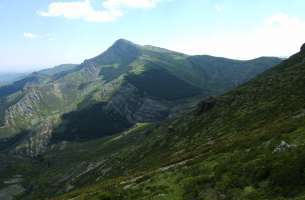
[2, 86, 59, 156]
[5, 88, 42, 128]
[132, 98, 169, 122]
[81, 60, 101, 78]
[106, 82, 169, 123]
[14, 118, 55, 156]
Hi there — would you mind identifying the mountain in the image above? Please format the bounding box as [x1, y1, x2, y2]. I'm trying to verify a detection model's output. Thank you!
[32, 43, 305, 200]
[0, 72, 28, 86]
[1, 43, 300, 199]
[0, 39, 280, 157]
[0, 40, 287, 199]
[37, 64, 78, 76]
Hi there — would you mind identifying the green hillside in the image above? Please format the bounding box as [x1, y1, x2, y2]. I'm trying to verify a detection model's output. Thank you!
[0, 44, 301, 200]
[0, 39, 279, 156]
[29, 43, 305, 200]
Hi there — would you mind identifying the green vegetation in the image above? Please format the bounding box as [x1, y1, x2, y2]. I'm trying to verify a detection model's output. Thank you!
[126, 68, 202, 100]
[14, 44, 303, 199]
[0, 39, 284, 199]
[52, 102, 132, 141]
[0, 39, 279, 149]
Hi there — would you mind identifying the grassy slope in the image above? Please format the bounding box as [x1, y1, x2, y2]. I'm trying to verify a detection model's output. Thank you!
[26, 46, 305, 200]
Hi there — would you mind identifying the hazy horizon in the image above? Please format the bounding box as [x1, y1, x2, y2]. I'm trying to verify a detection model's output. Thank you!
[0, 39, 288, 73]
[1, 0, 305, 72]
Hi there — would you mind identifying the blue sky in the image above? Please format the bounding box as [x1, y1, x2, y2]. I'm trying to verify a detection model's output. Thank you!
[1, 0, 305, 72]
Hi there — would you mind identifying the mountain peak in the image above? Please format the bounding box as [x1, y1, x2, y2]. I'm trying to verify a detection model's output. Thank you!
[110, 39, 138, 49]
[88, 39, 141, 66]
[104, 39, 139, 55]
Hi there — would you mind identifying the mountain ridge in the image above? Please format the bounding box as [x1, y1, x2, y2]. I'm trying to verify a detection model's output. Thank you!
[1, 42, 301, 200]
[0, 39, 281, 157]
[40, 42, 305, 200]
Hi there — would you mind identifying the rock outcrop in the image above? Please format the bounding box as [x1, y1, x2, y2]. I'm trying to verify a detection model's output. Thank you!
[107, 82, 169, 123]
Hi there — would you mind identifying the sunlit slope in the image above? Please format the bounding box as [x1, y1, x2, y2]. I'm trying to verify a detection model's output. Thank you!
[35, 44, 305, 200]
[0, 39, 280, 156]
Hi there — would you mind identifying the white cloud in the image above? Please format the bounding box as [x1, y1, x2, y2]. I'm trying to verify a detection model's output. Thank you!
[23, 33, 54, 41]
[23, 33, 41, 39]
[166, 13, 305, 59]
[38, 0, 162, 22]
[103, 0, 160, 9]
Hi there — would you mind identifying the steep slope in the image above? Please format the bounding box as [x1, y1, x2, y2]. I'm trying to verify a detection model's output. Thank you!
[11, 43, 305, 200]
[0, 39, 280, 156]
